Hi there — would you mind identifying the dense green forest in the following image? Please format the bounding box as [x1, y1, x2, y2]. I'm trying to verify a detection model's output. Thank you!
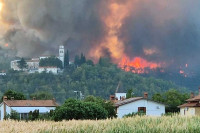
[0, 56, 188, 104]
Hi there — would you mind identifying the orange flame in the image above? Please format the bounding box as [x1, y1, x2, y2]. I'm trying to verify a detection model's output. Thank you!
[91, 0, 134, 61]
[90, 0, 163, 73]
[119, 56, 161, 73]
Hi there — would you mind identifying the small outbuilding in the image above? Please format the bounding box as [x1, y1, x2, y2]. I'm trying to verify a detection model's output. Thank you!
[114, 93, 165, 118]
[178, 88, 200, 116]
[0, 96, 58, 120]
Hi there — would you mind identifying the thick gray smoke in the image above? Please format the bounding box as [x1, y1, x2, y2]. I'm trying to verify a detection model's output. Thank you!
[1, 0, 200, 72]
[0, 0, 104, 57]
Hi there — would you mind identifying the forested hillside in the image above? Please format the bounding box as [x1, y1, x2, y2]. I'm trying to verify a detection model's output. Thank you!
[0, 58, 188, 103]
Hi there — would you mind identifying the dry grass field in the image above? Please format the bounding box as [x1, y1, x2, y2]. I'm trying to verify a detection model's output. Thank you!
[0, 115, 200, 133]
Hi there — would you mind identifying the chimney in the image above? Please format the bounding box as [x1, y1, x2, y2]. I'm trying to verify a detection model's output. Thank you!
[32, 97, 36, 100]
[3, 96, 7, 101]
[144, 92, 148, 99]
[11, 97, 14, 100]
[110, 95, 115, 102]
[190, 92, 194, 98]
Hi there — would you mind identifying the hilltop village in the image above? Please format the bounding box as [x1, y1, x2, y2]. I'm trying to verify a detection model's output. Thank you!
[10, 46, 65, 74]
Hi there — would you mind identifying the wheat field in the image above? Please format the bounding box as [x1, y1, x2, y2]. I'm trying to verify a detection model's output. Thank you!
[0, 115, 200, 133]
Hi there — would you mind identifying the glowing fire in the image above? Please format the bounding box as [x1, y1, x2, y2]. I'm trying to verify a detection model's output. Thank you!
[119, 56, 161, 73]
[4, 43, 8, 47]
[90, 0, 163, 73]
[91, 1, 134, 61]
[0, 2, 2, 12]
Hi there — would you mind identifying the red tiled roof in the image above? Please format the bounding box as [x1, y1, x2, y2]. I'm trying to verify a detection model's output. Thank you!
[186, 95, 200, 102]
[3, 100, 58, 107]
[115, 97, 144, 107]
[178, 102, 200, 108]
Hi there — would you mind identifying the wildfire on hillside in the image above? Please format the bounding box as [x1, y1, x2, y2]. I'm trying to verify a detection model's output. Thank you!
[118, 56, 162, 73]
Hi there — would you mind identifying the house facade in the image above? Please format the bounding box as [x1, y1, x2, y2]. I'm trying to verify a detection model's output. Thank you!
[114, 93, 165, 118]
[178, 89, 200, 116]
[0, 97, 58, 120]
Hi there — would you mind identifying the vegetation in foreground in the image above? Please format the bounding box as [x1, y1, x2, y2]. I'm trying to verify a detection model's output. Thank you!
[0, 115, 200, 133]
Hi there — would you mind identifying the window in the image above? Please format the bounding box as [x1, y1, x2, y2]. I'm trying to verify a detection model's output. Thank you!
[138, 107, 146, 114]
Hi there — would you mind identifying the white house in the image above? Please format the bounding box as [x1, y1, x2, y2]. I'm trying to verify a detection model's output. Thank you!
[0, 96, 58, 120]
[11, 60, 21, 71]
[0, 73, 6, 76]
[114, 93, 165, 118]
[38, 67, 59, 74]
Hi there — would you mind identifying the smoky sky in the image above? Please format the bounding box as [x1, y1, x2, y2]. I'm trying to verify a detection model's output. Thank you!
[1, 0, 200, 71]
[0, 0, 104, 57]
[120, 0, 200, 71]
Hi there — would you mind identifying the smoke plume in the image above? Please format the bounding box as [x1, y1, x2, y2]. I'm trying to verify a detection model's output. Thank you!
[0, 0, 200, 72]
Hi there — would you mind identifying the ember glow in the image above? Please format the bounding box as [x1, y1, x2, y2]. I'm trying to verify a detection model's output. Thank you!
[119, 56, 162, 73]
[4, 43, 8, 47]
[0, 2, 2, 12]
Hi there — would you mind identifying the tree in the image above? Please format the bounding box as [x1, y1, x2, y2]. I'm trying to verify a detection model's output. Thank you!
[152, 89, 189, 112]
[126, 89, 134, 99]
[152, 93, 164, 103]
[64, 50, 69, 68]
[53, 98, 108, 121]
[84, 96, 117, 118]
[10, 110, 20, 120]
[39, 56, 63, 69]
[164, 89, 189, 112]
[17, 58, 27, 70]
[30, 91, 53, 100]
[74, 55, 80, 67]
[86, 60, 94, 66]
[80, 53, 86, 65]
[98, 57, 111, 67]
[2, 90, 26, 101]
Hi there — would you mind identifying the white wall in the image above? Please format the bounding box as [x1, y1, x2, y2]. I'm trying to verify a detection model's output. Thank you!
[0, 103, 11, 120]
[0, 104, 56, 120]
[38, 67, 58, 74]
[180, 107, 195, 116]
[115, 93, 126, 100]
[117, 99, 165, 118]
[11, 107, 56, 113]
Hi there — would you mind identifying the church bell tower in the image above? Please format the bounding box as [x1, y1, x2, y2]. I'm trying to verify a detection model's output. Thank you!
[59, 45, 64, 68]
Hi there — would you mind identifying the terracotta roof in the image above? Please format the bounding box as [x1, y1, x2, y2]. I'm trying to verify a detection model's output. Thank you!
[3, 100, 58, 107]
[178, 102, 200, 108]
[186, 95, 200, 102]
[115, 97, 144, 107]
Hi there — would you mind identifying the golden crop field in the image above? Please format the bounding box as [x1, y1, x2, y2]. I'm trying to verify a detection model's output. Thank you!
[0, 115, 200, 133]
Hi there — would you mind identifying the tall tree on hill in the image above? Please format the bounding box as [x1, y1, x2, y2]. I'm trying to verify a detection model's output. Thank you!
[74, 55, 80, 67]
[80, 53, 86, 65]
[64, 50, 69, 68]
[17, 58, 28, 70]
